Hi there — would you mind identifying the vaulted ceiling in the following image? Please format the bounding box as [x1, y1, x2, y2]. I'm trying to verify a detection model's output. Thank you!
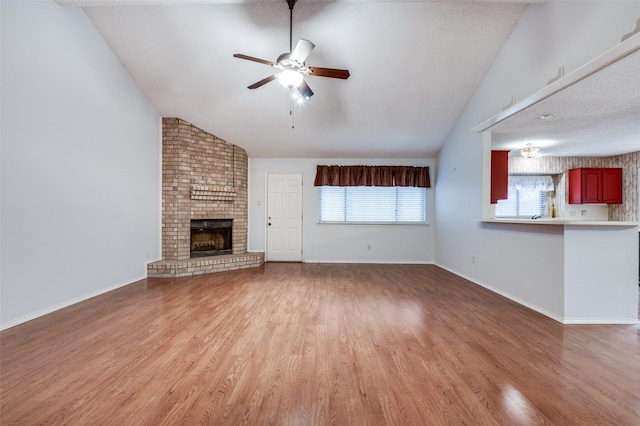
[56, 0, 535, 158]
[487, 45, 640, 158]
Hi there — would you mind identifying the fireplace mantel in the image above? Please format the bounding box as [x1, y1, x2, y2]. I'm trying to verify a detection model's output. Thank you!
[191, 184, 238, 201]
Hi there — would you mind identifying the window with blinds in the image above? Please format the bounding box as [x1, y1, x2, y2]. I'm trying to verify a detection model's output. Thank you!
[495, 175, 553, 218]
[495, 188, 547, 217]
[318, 186, 426, 223]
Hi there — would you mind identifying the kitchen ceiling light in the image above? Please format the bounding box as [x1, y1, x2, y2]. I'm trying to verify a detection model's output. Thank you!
[520, 143, 540, 158]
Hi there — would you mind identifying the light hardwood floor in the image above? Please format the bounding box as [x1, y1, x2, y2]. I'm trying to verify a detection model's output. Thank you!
[1, 264, 639, 425]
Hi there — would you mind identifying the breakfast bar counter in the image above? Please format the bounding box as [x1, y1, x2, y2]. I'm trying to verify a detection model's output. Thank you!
[482, 218, 638, 227]
[479, 218, 639, 324]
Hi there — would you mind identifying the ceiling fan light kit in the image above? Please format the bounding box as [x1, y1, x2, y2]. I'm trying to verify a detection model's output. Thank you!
[278, 68, 304, 88]
[233, 0, 349, 101]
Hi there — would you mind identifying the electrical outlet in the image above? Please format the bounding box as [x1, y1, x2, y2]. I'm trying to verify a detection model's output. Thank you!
[367, 244, 371, 251]
[581, 210, 587, 217]
[472, 255, 476, 264]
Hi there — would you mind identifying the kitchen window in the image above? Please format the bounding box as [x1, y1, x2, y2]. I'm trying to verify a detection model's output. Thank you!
[495, 175, 553, 218]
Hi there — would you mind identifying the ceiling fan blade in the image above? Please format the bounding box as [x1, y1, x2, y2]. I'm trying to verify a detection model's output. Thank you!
[308, 67, 350, 79]
[290, 39, 315, 64]
[233, 54, 275, 67]
[248, 75, 277, 89]
[297, 79, 314, 99]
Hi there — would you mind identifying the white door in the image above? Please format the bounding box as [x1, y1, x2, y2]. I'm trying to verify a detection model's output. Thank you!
[267, 173, 303, 261]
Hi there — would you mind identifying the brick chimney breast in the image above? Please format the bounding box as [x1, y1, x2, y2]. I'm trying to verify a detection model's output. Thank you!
[147, 118, 263, 278]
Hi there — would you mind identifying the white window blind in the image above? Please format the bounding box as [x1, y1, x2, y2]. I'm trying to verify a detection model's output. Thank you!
[495, 175, 551, 218]
[318, 186, 426, 223]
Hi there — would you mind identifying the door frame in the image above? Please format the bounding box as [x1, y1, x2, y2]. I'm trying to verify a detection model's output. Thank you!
[264, 171, 304, 262]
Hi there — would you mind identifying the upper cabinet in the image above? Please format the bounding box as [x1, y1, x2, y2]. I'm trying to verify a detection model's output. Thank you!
[568, 168, 623, 204]
[490, 150, 509, 204]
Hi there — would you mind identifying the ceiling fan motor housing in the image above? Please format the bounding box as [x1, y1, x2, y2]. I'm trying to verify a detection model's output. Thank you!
[276, 52, 290, 64]
[276, 52, 302, 70]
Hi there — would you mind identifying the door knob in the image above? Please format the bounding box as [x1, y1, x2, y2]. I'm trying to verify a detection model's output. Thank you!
[268, 222, 271, 226]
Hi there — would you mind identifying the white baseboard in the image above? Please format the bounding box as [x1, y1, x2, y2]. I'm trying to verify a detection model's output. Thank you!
[303, 260, 434, 265]
[434, 262, 567, 323]
[5, 265, 635, 329]
[434, 262, 640, 325]
[562, 317, 640, 325]
[0, 274, 146, 331]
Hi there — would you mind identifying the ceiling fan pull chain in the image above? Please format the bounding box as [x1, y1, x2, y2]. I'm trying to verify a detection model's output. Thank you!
[290, 94, 295, 129]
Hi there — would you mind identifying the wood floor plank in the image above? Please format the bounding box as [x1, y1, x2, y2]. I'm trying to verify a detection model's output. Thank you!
[1, 263, 639, 425]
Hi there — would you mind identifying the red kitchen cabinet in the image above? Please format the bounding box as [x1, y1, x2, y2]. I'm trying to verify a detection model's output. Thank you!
[568, 168, 622, 204]
[491, 150, 509, 204]
[602, 168, 623, 204]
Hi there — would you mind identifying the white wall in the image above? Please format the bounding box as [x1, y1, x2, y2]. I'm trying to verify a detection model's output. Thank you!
[436, 2, 640, 318]
[564, 226, 639, 322]
[249, 158, 435, 263]
[1, 1, 161, 329]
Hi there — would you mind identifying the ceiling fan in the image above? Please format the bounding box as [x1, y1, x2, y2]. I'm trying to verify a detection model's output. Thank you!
[233, 0, 350, 100]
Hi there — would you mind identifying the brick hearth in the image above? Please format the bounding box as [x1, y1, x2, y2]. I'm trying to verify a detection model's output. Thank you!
[147, 118, 263, 278]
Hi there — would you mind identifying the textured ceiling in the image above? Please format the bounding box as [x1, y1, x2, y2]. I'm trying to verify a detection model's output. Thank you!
[490, 46, 640, 157]
[56, 0, 528, 158]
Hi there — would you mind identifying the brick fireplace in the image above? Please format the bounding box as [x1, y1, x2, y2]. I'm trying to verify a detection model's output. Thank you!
[147, 118, 263, 278]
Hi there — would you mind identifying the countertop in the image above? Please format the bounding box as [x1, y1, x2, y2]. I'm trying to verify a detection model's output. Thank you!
[481, 218, 639, 227]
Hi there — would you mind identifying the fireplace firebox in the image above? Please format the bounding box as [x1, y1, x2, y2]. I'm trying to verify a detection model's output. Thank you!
[190, 219, 232, 258]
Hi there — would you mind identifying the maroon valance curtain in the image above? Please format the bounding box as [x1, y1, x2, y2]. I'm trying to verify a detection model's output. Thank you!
[314, 165, 430, 188]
